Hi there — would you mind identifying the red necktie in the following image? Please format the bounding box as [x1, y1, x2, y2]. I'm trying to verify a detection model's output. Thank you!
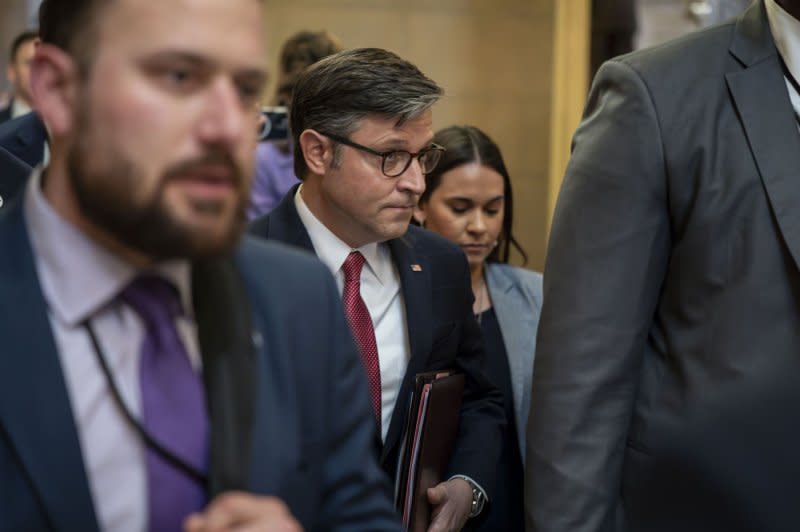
[341, 251, 382, 433]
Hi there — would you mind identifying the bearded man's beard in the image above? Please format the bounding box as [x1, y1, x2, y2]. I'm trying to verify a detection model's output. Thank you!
[66, 104, 249, 261]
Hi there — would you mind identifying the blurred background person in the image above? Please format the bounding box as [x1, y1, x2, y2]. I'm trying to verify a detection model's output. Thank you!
[0, 144, 30, 210]
[0, 29, 37, 123]
[687, 0, 753, 27]
[248, 30, 342, 219]
[414, 125, 542, 532]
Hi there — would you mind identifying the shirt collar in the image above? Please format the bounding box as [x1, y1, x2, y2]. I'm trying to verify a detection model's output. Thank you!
[293, 185, 391, 285]
[766, 0, 800, 82]
[11, 98, 31, 119]
[24, 168, 193, 327]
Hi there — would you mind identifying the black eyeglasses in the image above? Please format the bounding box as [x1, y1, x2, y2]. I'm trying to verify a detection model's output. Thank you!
[321, 133, 445, 178]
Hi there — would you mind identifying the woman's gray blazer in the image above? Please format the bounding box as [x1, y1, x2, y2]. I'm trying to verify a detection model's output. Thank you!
[485, 263, 543, 462]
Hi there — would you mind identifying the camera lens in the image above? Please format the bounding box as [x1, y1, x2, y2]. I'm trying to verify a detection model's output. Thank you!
[257, 113, 273, 141]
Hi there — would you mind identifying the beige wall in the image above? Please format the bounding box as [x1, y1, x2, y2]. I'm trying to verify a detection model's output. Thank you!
[549, 1, 590, 236]
[262, 0, 589, 271]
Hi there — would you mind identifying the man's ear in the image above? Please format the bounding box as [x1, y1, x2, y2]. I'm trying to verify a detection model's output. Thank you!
[6, 65, 16, 85]
[298, 129, 334, 176]
[29, 43, 80, 136]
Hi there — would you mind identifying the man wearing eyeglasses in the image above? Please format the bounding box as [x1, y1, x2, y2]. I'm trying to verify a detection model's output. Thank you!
[250, 47, 505, 532]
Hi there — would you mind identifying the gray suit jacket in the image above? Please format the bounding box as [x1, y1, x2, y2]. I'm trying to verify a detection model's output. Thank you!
[526, 2, 800, 531]
[485, 263, 542, 461]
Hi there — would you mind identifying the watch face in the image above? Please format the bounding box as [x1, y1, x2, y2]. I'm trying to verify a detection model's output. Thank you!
[469, 487, 485, 517]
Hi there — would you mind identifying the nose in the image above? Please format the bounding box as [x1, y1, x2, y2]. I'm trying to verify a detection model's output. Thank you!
[467, 210, 488, 235]
[196, 77, 250, 149]
[397, 157, 426, 196]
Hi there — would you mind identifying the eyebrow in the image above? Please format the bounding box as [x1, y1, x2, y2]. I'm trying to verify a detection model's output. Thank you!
[446, 195, 504, 204]
[141, 50, 267, 80]
[235, 69, 269, 89]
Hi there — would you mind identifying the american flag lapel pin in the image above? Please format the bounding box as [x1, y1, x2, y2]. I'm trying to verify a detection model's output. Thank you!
[410, 264, 423, 272]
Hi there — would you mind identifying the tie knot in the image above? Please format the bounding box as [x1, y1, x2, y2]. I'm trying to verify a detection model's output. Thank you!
[120, 275, 183, 328]
[342, 251, 366, 283]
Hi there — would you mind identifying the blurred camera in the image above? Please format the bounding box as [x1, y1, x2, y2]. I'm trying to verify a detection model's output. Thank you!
[257, 106, 289, 141]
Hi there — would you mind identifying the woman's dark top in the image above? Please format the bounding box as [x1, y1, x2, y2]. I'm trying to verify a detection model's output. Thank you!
[474, 307, 525, 531]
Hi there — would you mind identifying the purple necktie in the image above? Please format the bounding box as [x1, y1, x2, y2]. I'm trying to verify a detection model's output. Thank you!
[121, 276, 209, 532]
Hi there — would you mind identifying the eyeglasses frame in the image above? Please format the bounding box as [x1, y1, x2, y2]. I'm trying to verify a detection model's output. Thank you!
[320, 132, 445, 178]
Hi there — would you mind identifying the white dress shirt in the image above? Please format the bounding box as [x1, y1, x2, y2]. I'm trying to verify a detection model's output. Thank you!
[295, 186, 411, 442]
[10, 98, 31, 119]
[767, 0, 800, 117]
[24, 169, 201, 532]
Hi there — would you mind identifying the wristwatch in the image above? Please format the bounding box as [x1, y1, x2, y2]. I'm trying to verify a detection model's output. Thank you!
[468, 483, 486, 518]
[452, 475, 486, 518]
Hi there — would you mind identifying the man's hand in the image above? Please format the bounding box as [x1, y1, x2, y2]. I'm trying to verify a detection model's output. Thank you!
[184, 491, 303, 532]
[425, 478, 473, 532]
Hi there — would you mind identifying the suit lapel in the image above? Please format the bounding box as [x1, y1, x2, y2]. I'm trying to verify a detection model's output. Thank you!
[192, 256, 258, 495]
[9, 114, 47, 167]
[255, 184, 315, 251]
[381, 234, 432, 466]
[0, 202, 99, 531]
[486, 265, 538, 460]
[727, 2, 800, 272]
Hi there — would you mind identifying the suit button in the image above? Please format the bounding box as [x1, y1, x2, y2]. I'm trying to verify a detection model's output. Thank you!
[0, 195, 4, 209]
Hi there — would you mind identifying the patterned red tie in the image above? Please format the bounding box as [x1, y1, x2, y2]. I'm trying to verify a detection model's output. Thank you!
[341, 251, 382, 433]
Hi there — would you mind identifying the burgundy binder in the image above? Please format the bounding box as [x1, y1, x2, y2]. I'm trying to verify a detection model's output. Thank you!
[395, 371, 465, 532]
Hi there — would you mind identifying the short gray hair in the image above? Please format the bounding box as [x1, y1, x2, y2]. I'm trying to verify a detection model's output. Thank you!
[290, 47, 443, 178]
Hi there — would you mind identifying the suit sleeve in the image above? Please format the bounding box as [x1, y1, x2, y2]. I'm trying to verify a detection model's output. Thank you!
[524, 59, 671, 532]
[316, 272, 402, 532]
[446, 252, 506, 499]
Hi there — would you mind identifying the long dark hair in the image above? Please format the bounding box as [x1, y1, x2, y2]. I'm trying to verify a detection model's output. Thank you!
[420, 125, 527, 264]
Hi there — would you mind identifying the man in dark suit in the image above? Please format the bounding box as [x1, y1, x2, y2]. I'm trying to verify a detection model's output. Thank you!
[250, 47, 505, 532]
[0, 111, 48, 167]
[0, 111, 47, 207]
[0, 30, 38, 123]
[0, 144, 30, 211]
[525, 1, 800, 531]
[0, 0, 400, 530]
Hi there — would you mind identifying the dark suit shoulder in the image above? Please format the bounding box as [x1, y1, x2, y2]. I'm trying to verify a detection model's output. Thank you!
[0, 113, 48, 167]
[236, 234, 325, 283]
[248, 211, 270, 237]
[234, 236, 340, 352]
[619, 20, 736, 74]
[0, 146, 31, 211]
[0, 106, 11, 124]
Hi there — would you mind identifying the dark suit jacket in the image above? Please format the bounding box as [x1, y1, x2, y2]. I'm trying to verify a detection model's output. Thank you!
[0, 197, 400, 531]
[249, 187, 505, 495]
[0, 112, 48, 168]
[0, 146, 30, 211]
[628, 369, 800, 532]
[526, 3, 800, 531]
[0, 104, 12, 124]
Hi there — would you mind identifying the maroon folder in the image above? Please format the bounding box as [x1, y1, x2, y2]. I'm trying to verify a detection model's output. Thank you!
[395, 371, 465, 532]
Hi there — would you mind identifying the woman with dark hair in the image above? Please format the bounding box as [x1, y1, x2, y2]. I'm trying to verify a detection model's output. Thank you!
[414, 125, 542, 531]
